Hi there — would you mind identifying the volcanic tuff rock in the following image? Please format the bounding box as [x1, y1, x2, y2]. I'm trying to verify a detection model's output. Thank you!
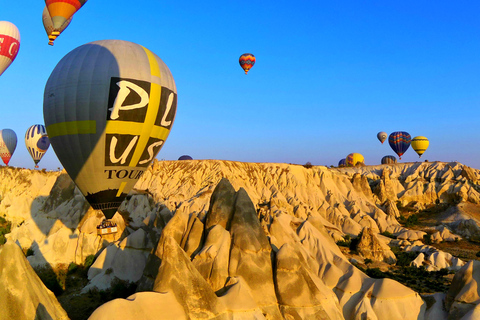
[0, 242, 68, 320]
[356, 227, 396, 264]
[1, 160, 480, 319]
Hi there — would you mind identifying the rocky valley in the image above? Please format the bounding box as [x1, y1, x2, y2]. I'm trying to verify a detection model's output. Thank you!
[1, 160, 480, 319]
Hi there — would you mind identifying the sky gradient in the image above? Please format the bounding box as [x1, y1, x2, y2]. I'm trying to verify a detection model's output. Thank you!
[1, 1, 479, 170]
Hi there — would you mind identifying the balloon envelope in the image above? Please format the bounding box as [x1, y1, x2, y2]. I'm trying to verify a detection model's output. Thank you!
[44, 40, 177, 219]
[377, 131, 387, 144]
[45, 0, 87, 31]
[0, 21, 20, 76]
[239, 53, 255, 75]
[178, 155, 192, 160]
[0, 129, 17, 165]
[42, 6, 72, 45]
[338, 158, 346, 167]
[388, 131, 411, 159]
[381, 155, 397, 164]
[346, 153, 364, 166]
[25, 124, 50, 166]
[411, 136, 429, 158]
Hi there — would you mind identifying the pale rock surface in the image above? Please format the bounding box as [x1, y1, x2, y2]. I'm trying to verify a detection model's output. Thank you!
[445, 260, 480, 319]
[423, 293, 448, 320]
[0, 242, 68, 320]
[356, 227, 396, 264]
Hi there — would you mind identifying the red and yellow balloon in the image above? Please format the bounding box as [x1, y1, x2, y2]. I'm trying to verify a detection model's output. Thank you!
[239, 53, 255, 75]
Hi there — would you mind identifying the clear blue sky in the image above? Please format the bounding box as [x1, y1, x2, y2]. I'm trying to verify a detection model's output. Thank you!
[1, 1, 479, 170]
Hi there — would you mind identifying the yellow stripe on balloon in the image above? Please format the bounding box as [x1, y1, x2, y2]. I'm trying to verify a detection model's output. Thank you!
[104, 121, 169, 140]
[127, 47, 163, 167]
[116, 182, 127, 197]
[47, 120, 96, 138]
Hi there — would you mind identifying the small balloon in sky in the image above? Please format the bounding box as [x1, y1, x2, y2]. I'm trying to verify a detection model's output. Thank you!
[411, 136, 429, 158]
[25, 124, 50, 168]
[0, 129, 17, 166]
[239, 53, 255, 75]
[377, 131, 387, 144]
[45, 0, 87, 37]
[381, 155, 397, 164]
[0, 21, 20, 77]
[388, 131, 411, 159]
[42, 6, 72, 45]
[346, 153, 364, 166]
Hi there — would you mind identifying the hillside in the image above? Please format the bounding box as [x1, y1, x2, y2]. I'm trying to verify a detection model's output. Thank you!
[1, 160, 480, 319]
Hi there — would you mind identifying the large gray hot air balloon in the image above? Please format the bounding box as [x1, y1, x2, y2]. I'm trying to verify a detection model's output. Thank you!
[44, 40, 177, 223]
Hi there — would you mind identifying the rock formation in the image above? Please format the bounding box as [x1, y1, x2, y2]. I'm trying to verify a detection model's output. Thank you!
[0, 242, 68, 320]
[0, 161, 480, 319]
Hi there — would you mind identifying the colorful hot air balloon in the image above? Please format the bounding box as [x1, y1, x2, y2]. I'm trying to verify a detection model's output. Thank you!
[239, 53, 255, 75]
[388, 131, 411, 159]
[338, 158, 347, 167]
[346, 153, 364, 166]
[377, 132, 387, 144]
[44, 40, 177, 223]
[45, 0, 87, 36]
[0, 129, 17, 165]
[25, 124, 50, 168]
[381, 155, 397, 165]
[178, 155, 192, 160]
[0, 21, 20, 77]
[42, 6, 72, 45]
[411, 136, 429, 158]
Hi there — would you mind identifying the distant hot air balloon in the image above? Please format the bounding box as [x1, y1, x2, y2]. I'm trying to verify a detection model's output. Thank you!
[178, 155, 192, 160]
[0, 21, 20, 77]
[381, 155, 397, 165]
[42, 6, 72, 45]
[44, 40, 177, 227]
[338, 158, 347, 167]
[25, 124, 50, 168]
[411, 136, 429, 158]
[0, 129, 17, 165]
[239, 53, 255, 75]
[377, 132, 387, 144]
[346, 153, 364, 167]
[388, 131, 411, 159]
[45, 0, 87, 37]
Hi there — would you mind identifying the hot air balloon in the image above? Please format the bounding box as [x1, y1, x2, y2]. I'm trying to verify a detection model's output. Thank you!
[239, 53, 255, 75]
[0, 129, 17, 165]
[338, 158, 347, 167]
[0, 21, 20, 77]
[44, 40, 177, 232]
[346, 153, 364, 167]
[45, 0, 87, 37]
[42, 6, 72, 45]
[178, 155, 192, 160]
[381, 155, 397, 164]
[411, 136, 429, 158]
[388, 131, 411, 159]
[377, 132, 387, 144]
[25, 124, 50, 168]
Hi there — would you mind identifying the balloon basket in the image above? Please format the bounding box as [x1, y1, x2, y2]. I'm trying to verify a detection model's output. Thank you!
[96, 220, 118, 235]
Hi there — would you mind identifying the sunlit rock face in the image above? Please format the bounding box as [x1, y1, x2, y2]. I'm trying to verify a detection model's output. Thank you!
[1, 161, 480, 319]
[0, 242, 68, 320]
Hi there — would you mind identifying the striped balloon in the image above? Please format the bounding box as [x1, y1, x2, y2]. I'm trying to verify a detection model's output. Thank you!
[239, 53, 255, 75]
[25, 124, 50, 167]
[346, 153, 364, 166]
[411, 136, 429, 158]
[381, 155, 397, 164]
[45, 0, 87, 32]
[388, 131, 411, 159]
[0, 129, 17, 165]
[0, 21, 20, 77]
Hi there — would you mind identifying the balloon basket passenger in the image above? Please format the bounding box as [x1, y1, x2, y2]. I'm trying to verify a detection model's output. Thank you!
[96, 219, 118, 235]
